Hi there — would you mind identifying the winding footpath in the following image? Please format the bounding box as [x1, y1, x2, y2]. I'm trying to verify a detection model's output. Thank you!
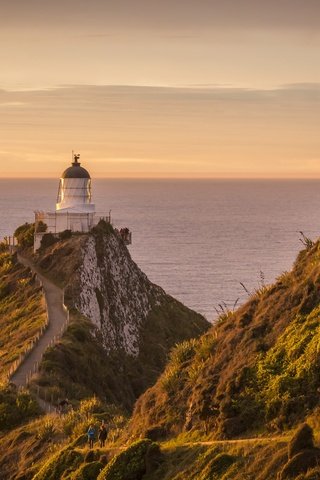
[10, 254, 69, 412]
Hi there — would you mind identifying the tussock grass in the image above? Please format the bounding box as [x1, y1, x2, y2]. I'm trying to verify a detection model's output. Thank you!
[0, 253, 46, 382]
[130, 239, 320, 440]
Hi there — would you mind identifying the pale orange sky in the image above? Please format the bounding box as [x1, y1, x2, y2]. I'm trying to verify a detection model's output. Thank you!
[0, 0, 319, 178]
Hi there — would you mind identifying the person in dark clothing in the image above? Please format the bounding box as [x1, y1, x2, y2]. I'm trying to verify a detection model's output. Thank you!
[98, 420, 108, 448]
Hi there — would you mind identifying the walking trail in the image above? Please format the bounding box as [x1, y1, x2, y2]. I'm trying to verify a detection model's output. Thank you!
[10, 254, 69, 412]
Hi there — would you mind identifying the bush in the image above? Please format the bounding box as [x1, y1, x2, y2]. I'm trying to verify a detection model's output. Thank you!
[91, 220, 114, 236]
[200, 453, 235, 479]
[0, 386, 40, 430]
[97, 439, 154, 480]
[289, 424, 314, 459]
[59, 230, 72, 241]
[84, 450, 96, 463]
[14, 223, 35, 248]
[99, 455, 108, 465]
[33, 447, 83, 480]
[37, 419, 56, 441]
[40, 233, 58, 250]
[280, 449, 320, 479]
[72, 461, 104, 480]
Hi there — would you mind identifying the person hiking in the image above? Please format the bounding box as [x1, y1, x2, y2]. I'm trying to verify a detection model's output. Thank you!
[87, 424, 95, 449]
[98, 420, 108, 448]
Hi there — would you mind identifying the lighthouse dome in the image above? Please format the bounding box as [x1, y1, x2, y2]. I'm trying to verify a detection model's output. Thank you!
[62, 163, 90, 179]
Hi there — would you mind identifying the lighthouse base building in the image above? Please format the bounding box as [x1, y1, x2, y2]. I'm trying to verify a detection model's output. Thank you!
[34, 155, 114, 250]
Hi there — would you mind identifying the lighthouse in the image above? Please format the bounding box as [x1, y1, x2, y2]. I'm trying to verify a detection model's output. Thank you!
[33, 154, 104, 250]
[56, 154, 95, 213]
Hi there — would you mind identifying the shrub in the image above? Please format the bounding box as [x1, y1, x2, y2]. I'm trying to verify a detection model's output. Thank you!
[169, 339, 197, 365]
[91, 220, 114, 236]
[289, 424, 314, 459]
[74, 461, 104, 480]
[33, 447, 83, 480]
[59, 230, 72, 241]
[37, 419, 56, 441]
[14, 222, 35, 248]
[200, 453, 235, 479]
[40, 233, 58, 250]
[0, 386, 40, 430]
[298, 467, 320, 479]
[84, 450, 96, 463]
[280, 449, 320, 479]
[97, 439, 154, 480]
[99, 455, 108, 465]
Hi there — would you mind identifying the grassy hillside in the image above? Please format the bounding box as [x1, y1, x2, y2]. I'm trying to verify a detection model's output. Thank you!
[0, 252, 46, 383]
[2, 415, 320, 480]
[0, 396, 124, 479]
[4, 232, 320, 478]
[129, 239, 320, 440]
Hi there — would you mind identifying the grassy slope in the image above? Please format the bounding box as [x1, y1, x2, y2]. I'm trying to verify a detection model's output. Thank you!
[4, 238, 320, 478]
[28, 233, 208, 410]
[0, 252, 46, 383]
[2, 420, 320, 480]
[129, 240, 320, 439]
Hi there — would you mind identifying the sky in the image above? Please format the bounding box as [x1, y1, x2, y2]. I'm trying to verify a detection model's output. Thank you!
[0, 0, 319, 177]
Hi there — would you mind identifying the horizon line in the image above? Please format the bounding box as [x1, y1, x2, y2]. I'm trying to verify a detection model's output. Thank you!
[1, 176, 320, 181]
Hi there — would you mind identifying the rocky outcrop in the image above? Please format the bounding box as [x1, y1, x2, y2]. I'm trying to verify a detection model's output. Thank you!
[74, 233, 165, 355]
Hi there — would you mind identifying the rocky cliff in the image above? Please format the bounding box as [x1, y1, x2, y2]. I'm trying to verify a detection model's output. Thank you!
[34, 223, 209, 406]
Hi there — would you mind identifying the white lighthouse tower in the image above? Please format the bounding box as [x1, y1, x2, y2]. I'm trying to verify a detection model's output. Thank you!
[56, 154, 95, 213]
[34, 154, 103, 250]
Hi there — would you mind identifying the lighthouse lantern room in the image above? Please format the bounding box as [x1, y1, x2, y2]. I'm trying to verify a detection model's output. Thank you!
[56, 154, 95, 213]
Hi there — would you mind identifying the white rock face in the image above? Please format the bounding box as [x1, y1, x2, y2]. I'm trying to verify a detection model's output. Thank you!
[73, 233, 164, 356]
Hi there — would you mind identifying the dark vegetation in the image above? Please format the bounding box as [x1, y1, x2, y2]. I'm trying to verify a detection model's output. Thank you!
[97, 439, 161, 480]
[279, 423, 320, 479]
[0, 385, 39, 430]
[14, 223, 36, 248]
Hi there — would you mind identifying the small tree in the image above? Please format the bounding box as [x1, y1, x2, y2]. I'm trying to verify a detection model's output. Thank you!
[14, 222, 35, 248]
[40, 233, 58, 250]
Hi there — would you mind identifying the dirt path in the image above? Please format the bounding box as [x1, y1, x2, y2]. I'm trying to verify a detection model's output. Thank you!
[175, 435, 289, 447]
[10, 254, 68, 412]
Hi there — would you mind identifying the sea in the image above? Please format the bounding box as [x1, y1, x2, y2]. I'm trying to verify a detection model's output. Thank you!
[1, 178, 320, 322]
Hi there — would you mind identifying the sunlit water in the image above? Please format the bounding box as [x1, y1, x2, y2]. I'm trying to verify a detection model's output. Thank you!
[1, 178, 320, 321]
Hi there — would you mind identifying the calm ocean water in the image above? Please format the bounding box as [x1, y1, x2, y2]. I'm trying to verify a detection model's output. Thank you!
[1, 178, 320, 321]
